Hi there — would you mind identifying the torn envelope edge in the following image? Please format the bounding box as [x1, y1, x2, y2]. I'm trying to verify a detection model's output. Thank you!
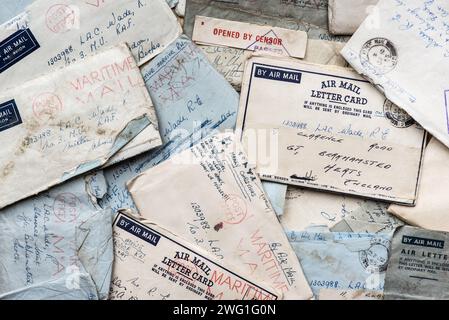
[0, 114, 150, 211]
[113, 210, 283, 300]
[192, 15, 308, 59]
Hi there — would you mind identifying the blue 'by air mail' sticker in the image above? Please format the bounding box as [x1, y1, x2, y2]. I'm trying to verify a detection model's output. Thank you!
[254, 66, 302, 84]
[0, 100, 22, 132]
[0, 29, 40, 73]
[116, 216, 161, 247]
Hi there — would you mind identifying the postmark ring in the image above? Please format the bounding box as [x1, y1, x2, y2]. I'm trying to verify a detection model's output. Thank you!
[383, 99, 414, 128]
[360, 38, 398, 75]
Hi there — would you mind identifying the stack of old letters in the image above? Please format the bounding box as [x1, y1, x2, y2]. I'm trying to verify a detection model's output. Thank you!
[1, 0, 448, 301]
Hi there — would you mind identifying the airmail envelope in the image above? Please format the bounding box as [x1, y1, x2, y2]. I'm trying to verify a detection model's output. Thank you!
[0, 0, 181, 88]
[0, 175, 113, 299]
[341, 0, 449, 150]
[98, 36, 239, 213]
[127, 133, 313, 300]
[237, 56, 426, 205]
[287, 230, 391, 299]
[328, 0, 379, 35]
[389, 138, 449, 233]
[192, 16, 308, 59]
[0, 44, 157, 209]
[110, 212, 279, 300]
[384, 226, 449, 300]
[280, 187, 402, 233]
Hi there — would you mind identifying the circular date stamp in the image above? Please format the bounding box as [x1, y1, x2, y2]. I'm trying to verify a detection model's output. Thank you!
[383, 99, 414, 128]
[359, 240, 390, 273]
[53, 193, 81, 223]
[46, 4, 77, 33]
[223, 194, 247, 225]
[32, 93, 63, 121]
[360, 38, 398, 75]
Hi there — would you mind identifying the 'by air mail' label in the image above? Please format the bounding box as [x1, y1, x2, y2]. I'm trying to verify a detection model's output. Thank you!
[402, 235, 445, 249]
[117, 216, 161, 246]
[0, 100, 22, 133]
[254, 66, 302, 84]
[0, 29, 40, 74]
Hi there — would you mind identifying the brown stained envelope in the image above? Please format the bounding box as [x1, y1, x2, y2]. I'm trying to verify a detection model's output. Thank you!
[237, 56, 426, 205]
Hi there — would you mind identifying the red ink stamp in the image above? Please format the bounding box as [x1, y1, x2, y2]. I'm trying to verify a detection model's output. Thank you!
[53, 193, 81, 223]
[32, 93, 63, 120]
[46, 4, 77, 33]
[224, 194, 247, 225]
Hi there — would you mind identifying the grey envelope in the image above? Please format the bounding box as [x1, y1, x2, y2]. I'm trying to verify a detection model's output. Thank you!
[384, 226, 449, 300]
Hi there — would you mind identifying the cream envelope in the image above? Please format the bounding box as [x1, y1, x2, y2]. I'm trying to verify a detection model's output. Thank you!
[384, 226, 449, 300]
[237, 56, 426, 205]
[328, 0, 379, 35]
[110, 212, 279, 300]
[0, 44, 157, 209]
[189, 0, 349, 91]
[0, 0, 32, 24]
[0, 0, 181, 88]
[184, 0, 332, 40]
[192, 16, 308, 59]
[341, 0, 449, 150]
[281, 187, 402, 233]
[127, 133, 313, 300]
[389, 138, 449, 232]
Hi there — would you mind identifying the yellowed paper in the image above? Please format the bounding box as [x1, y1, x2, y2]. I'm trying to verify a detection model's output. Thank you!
[389, 138, 449, 232]
[237, 56, 426, 204]
[127, 133, 313, 300]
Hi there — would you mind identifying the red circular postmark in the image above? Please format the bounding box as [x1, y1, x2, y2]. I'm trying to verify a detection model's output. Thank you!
[223, 194, 247, 225]
[46, 4, 77, 33]
[32, 93, 63, 121]
[53, 193, 81, 223]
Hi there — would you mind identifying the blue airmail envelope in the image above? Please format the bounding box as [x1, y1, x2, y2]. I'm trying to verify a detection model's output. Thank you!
[0, 0, 181, 88]
[98, 35, 240, 212]
[342, 0, 449, 151]
[287, 230, 391, 299]
[237, 55, 426, 205]
[0, 175, 113, 300]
